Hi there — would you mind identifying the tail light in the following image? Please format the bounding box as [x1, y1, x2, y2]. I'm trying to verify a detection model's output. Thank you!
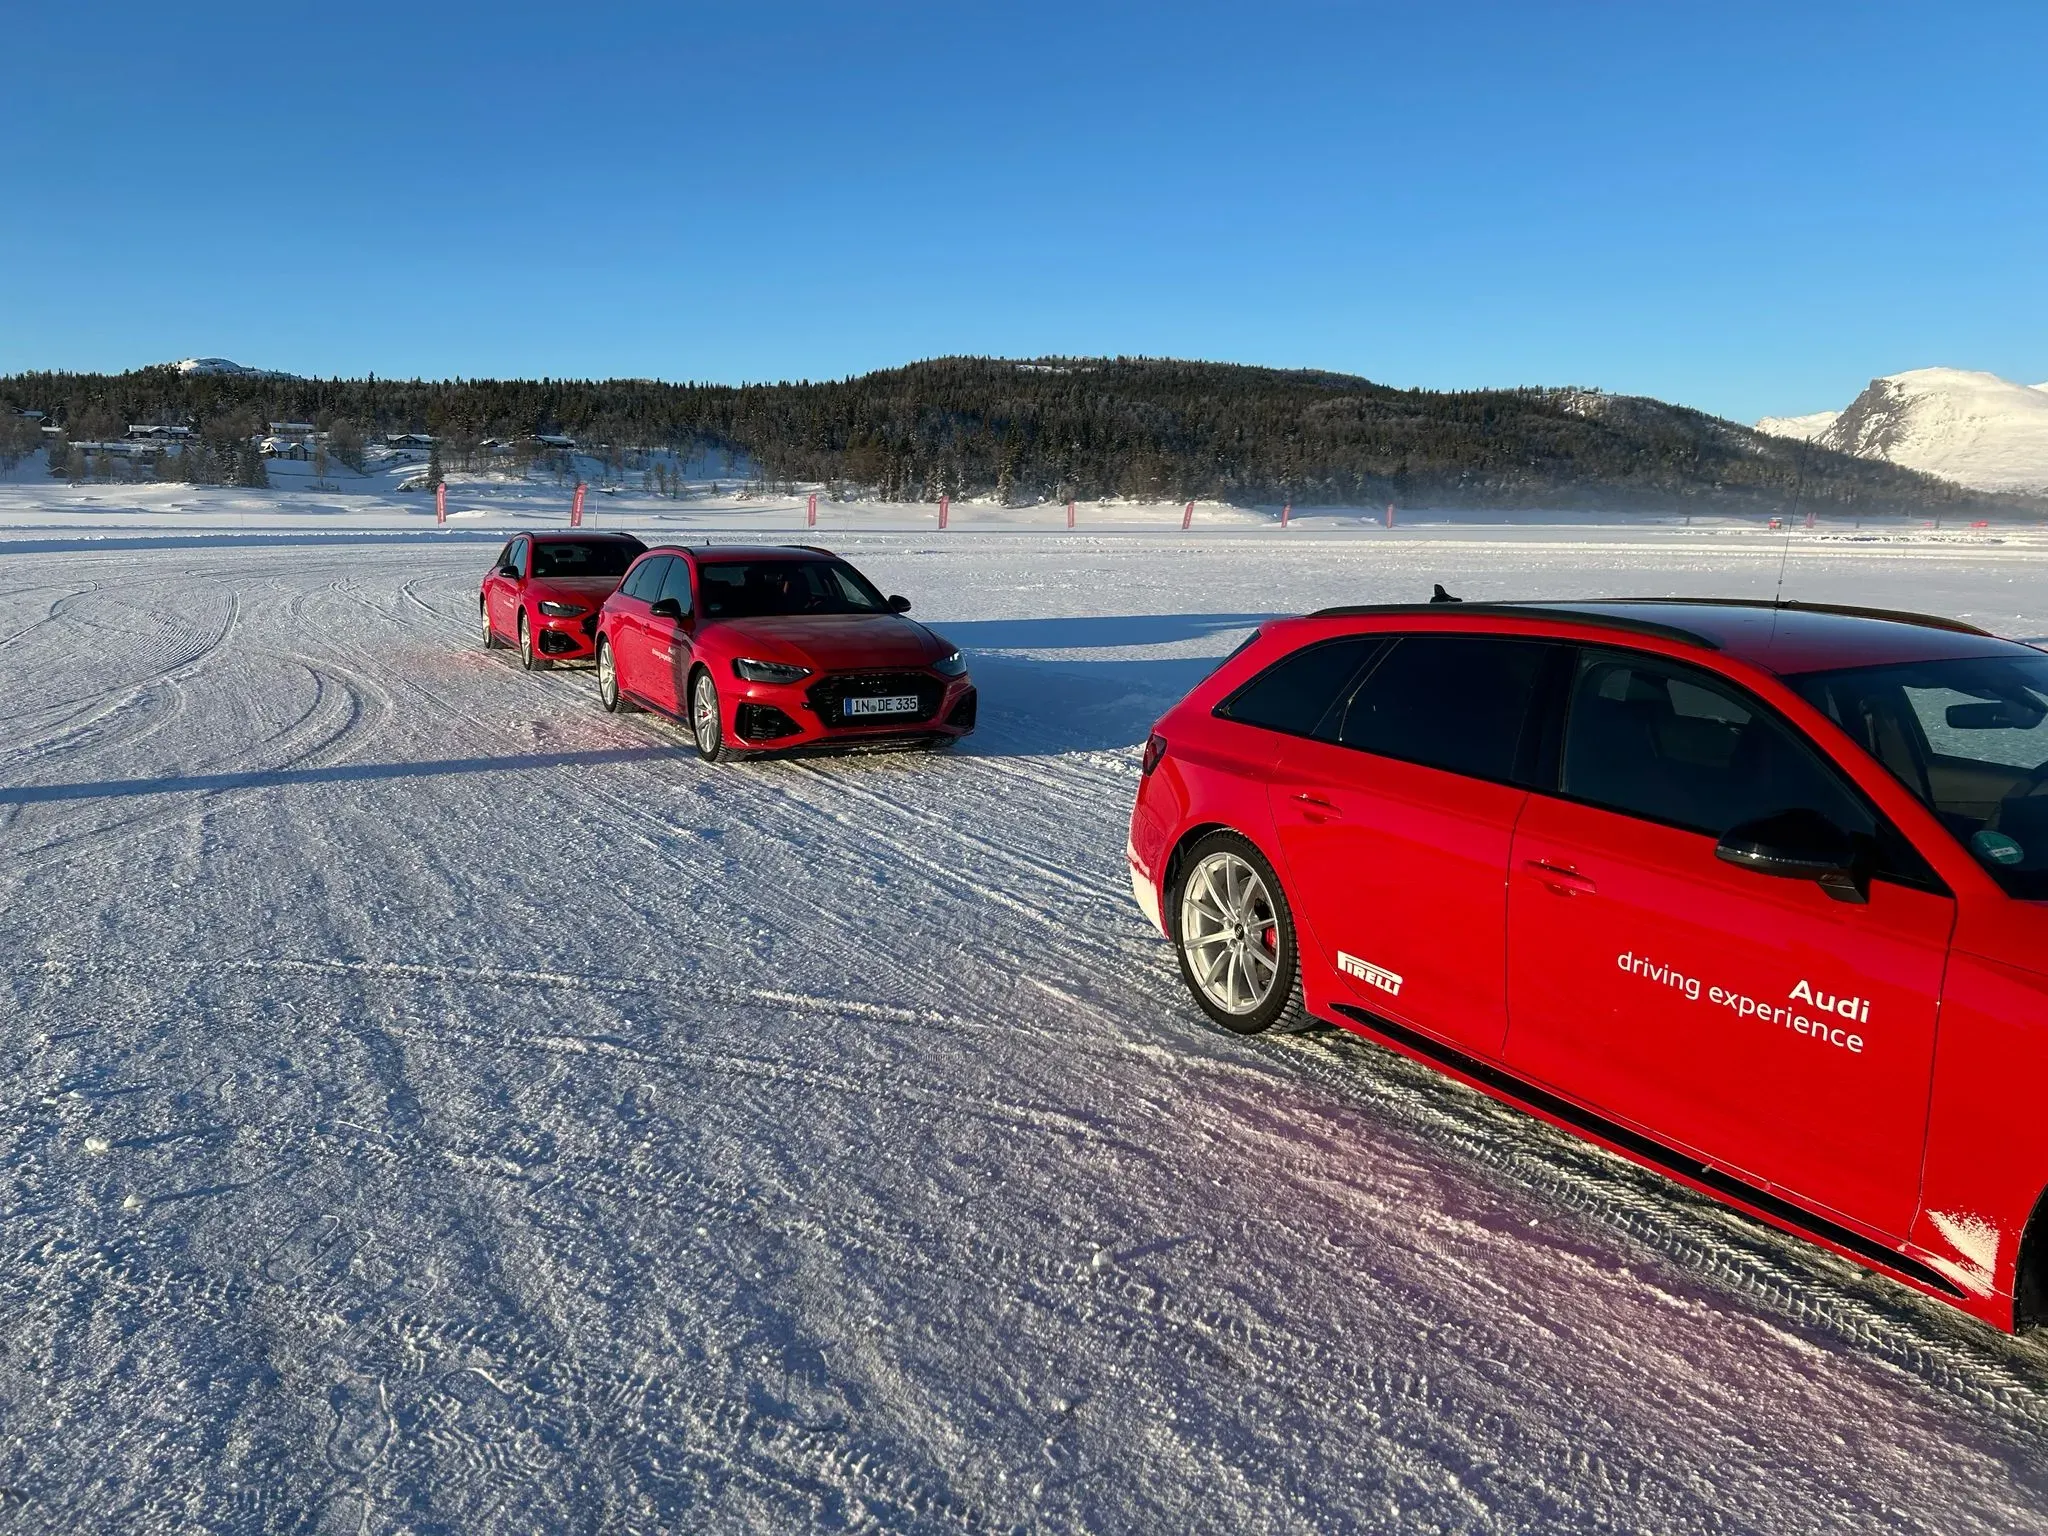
[1141, 732, 1168, 775]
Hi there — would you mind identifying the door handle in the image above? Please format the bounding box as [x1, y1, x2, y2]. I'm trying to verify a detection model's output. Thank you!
[1524, 858, 1596, 897]
[1291, 792, 1342, 822]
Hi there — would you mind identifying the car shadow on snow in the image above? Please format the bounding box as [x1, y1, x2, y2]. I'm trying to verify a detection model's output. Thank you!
[940, 612, 1283, 758]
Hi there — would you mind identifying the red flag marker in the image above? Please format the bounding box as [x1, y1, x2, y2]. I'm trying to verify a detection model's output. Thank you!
[435, 483, 447, 526]
[1181, 500, 1194, 530]
[807, 492, 818, 528]
[1066, 498, 1076, 529]
[570, 482, 586, 527]
[1385, 502, 1395, 529]
[1281, 502, 1291, 528]
[939, 495, 950, 530]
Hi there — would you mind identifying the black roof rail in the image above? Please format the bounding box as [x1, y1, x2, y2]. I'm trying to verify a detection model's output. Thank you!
[1304, 602, 1723, 651]
[1539, 596, 1993, 638]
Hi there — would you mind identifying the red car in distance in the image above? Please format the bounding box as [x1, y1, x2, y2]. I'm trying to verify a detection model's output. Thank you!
[480, 531, 647, 669]
[1130, 595, 2048, 1333]
[594, 544, 976, 760]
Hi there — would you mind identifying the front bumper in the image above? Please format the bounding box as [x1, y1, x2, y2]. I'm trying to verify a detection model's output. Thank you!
[534, 612, 600, 660]
[724, 671, 978, 749]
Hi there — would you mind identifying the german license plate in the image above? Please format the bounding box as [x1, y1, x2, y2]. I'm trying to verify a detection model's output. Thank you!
[844, 694, 919, 716]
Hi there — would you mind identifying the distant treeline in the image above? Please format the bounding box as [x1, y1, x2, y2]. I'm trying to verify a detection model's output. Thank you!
[4, 357, 2036, 514]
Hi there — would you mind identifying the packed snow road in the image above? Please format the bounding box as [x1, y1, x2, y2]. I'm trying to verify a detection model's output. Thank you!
[4, 525, 2048, 1534]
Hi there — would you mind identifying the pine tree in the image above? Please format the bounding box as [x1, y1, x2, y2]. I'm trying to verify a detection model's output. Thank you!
[427, 440, 444, 490]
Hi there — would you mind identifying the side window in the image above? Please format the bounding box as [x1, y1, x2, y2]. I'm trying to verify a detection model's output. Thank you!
[656, 559, 694, 613]
[622, 555, 670, 602]
[492, 541, 512, 573]
[1216, 638, 1383, 739]
[1561, 650, 1874, 840]
[1336, 635, 1555, 784]
[507, 537, 529, 576]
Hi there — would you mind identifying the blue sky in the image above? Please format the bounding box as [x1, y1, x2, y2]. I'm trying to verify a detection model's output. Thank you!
[3, 1, 2041, 422]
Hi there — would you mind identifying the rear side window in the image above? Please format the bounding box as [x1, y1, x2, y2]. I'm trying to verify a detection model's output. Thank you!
[1217, 638, 1382, 738]
[1562, 650, 1873, 841]
[1336, 636, 1555, 783]
[656, 559, 694, 611]
[621, 555, 671, 602]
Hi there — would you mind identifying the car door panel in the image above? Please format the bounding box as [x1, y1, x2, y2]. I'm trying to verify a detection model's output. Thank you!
[1272, 742, 1527, 1057]
[1502, 648, 1953, 1237]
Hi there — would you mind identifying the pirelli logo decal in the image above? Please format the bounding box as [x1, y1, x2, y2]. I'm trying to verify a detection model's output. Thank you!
[1338, 951, 1403, 997]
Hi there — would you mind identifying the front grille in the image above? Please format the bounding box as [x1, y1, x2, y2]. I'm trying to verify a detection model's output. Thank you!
[806, 670, 943, 728]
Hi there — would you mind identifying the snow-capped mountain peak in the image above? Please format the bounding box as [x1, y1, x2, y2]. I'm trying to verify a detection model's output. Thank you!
[1757, 367, 2048, 493]
[171, 357, 285, 377]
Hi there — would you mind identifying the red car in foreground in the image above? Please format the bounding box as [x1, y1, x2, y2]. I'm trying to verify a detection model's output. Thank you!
[480, 531, 647, 668]
[1129, 595, 2048, 1332]
[593, 544, 976, 759]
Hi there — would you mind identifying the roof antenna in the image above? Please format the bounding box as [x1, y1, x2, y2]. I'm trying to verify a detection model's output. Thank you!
[1770, 439, 1809, 640]
[1431, 583, 1462, 604]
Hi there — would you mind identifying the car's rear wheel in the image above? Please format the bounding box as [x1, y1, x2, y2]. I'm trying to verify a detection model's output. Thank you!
[690, 668, 728, 762]
[481, 602, 502, 649]
[1169, 831, 1305, 1035]
[518, 612, 548, 671]
[595, 638, 634, 713]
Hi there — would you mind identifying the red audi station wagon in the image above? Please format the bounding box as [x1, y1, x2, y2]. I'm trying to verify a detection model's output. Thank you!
[1129, 597, 2048, 1332]
[594, 544, 976, 760]
[480, 530, 647, 669]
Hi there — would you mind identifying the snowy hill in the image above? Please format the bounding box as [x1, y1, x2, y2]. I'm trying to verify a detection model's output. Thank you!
[1753, 409, 1839, 442]
[1758, 368, 2048, 493]
[171, 357, 288, 378]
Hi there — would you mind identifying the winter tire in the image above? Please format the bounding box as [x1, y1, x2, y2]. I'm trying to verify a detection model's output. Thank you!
[596, 638, 635, 713]
[518, 612, 548, 671]
[690, 668, 728, 762]
[1168, 831, 1306, 1035]
[481, 603, 502, 649]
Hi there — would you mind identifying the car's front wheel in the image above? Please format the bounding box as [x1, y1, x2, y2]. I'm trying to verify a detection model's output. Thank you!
[595, 637, 635, 713]
[1168, 831, 1305, 1035]
[690, 668, 728, 762]
[518, 612, 548, 671]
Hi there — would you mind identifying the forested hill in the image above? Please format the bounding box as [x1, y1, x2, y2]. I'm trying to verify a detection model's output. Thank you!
[4, 356, 2035, 515]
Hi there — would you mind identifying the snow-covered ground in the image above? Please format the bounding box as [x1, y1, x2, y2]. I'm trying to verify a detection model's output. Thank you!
[5, 492, 2048, 1533]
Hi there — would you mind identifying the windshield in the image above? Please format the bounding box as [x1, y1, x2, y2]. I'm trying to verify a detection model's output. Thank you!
[697, 560, 888, 619]
[1790, 652, 2048, 899]
[531, 540, 641, 579]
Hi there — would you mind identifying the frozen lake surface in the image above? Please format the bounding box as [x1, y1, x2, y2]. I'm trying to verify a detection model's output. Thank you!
[4, 499, 2048, 1532]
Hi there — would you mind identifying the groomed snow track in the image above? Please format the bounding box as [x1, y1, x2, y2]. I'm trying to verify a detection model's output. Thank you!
[4, 528, 2048, 1533]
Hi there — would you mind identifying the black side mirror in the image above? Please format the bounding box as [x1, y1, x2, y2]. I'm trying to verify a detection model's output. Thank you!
[886, 595, 912, 613]
[649, 596, 686, 622]
[1715, 809, 1868, 903]
[497, 564, 519, 580]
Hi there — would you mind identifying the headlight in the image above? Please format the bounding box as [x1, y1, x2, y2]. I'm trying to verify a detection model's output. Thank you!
[932, 650, 968, 676]
[733, 657, 812, 684]
[537, 601, 587, 618]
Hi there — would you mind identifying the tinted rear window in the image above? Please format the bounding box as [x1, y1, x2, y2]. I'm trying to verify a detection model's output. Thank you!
[1336, 636, 1554, 783]
[531, 540, 641, 579]
[1218, 638, 1382, 738]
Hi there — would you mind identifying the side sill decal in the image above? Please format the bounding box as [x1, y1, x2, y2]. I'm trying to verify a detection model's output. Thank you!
[1325, 1002, 1966, 1300]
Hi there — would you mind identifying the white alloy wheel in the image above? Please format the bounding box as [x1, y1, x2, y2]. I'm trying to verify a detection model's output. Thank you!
[1179, 849, 1282, 1017]
[691, 670, 726, 761]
